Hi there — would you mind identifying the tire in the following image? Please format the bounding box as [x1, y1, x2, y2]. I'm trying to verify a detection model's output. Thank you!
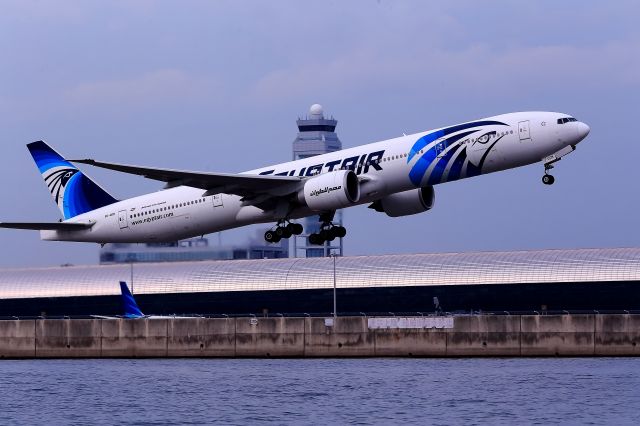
[319, 229, 331, 242]
[291, 223, 303, 235]
[275, 227, 285, 237]
[542, 175, 555, 185]
[281, 227, 292, 239]
[309, 233, 323, 245]
[333, 226, 347, 238]
[264, 230, 275, 243]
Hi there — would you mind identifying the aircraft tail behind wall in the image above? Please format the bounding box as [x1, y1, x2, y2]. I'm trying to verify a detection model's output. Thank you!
[120, 281, 144, 318]
[27, 141, 118, 219]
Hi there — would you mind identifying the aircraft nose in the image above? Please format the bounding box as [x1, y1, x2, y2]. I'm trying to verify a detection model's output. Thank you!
[576, 122, 590, 142]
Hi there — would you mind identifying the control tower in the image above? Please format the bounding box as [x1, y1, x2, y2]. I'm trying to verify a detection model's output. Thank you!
[292, 104, 344, 257]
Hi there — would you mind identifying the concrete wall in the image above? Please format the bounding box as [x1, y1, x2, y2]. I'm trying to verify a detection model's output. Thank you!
[101, 318, 168, 357]
[521, 314, 596, 356]
[0, 314, 639, 358]
[306, 317, 374, 357]
[36, 319, 101, 358]
[595, 314, 640, 356]
[0, 320, 35, 358]
[236, 317, 305, 357]
[447, 315, 521, 357]
[168, 318, 235, 357]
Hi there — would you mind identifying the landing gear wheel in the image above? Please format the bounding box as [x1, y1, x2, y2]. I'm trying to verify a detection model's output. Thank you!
[309, 233, 324, 245]
[542, 174, 555, 185]
[280, 226, 292, 239]
[286, 222, 303, 236]
[290, 223, 303, 235]
[323, 229, 336, 242]
[264, 230, 281, 243]
[333, 226, 347, 238]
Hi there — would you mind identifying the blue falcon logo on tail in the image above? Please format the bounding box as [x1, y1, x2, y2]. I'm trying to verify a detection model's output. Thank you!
[27, 141, 118, 219]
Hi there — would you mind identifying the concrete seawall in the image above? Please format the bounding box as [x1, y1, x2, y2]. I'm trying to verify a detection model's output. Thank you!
[0, 314, 639, 358]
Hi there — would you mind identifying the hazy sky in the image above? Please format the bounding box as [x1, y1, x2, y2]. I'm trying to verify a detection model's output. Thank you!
[1, 1, 638, 267]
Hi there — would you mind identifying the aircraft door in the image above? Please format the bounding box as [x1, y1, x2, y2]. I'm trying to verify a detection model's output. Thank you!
[212, 194, 223, 208]
[518, 121, 531, 141]
[118, 210, 128, 229]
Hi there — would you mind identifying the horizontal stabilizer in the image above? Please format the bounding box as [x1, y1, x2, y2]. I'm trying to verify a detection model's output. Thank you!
[0, 222, 93, 231]
[70, 158, 301, 197]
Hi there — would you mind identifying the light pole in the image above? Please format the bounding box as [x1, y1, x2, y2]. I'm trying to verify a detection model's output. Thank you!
[330, 253, 337, 318]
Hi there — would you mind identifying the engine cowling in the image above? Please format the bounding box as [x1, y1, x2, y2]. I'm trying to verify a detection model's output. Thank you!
[298, 170, 360, 212]
[370, 186, 435, 217]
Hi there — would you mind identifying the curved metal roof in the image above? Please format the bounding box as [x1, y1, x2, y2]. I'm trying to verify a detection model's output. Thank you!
[1, 247, 639, 299]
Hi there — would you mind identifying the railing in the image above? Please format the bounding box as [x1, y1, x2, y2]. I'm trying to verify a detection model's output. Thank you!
[1, 309, 640, 320]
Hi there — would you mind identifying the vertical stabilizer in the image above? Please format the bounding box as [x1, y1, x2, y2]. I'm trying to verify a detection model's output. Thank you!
[27, 141, 118, 219]
[120, 281, 144, 318]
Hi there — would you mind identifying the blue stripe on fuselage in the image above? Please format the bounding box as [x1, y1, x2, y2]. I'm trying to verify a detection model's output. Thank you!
[408, 121, 507, 186]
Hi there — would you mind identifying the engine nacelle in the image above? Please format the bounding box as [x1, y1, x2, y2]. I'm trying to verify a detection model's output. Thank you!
[299, 170, 360, 212]
[370, 186, 435, 217]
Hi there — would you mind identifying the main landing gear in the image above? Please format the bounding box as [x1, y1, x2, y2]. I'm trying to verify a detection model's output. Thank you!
[542, 163, 555, 185]
[308, 212, 346, 245]
[308, 223, 346, 245]
[264, 220, 303, 243]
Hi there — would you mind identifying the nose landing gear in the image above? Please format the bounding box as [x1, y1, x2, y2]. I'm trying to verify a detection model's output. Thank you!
[542, 163, 555, 185]
[264, 220, 303, 243]
[542, 174, 555, 185]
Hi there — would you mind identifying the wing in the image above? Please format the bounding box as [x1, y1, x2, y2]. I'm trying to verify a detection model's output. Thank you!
[70, 159, 302, 198]
[0, 222, 93, 231]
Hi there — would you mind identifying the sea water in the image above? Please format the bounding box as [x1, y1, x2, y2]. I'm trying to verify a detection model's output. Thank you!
[1, 358, 639, 425]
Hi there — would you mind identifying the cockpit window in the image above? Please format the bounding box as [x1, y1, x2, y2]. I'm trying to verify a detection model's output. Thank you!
[557, 117, 578, 124]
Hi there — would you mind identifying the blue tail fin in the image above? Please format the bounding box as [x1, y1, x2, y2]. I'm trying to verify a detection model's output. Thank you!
[120, 281, 144, 318]
[27, 141, 118, 219]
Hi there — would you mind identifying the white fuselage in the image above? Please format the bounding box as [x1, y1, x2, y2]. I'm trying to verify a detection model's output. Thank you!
[42, 112, 589, 243]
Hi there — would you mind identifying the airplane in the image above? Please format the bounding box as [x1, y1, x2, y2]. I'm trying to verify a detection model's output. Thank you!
[0, 112, 590, 245]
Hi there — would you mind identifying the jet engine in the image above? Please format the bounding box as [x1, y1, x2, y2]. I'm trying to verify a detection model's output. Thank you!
[298, 170, 360, 211]
[369, 186, 435, 217]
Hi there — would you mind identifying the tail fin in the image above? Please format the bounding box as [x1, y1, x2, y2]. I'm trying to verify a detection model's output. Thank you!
[120, 281, 144, 318]
[27, 141, 118, 219]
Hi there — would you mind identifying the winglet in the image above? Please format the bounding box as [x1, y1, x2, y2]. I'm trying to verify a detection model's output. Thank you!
[120, 281, 144, 318]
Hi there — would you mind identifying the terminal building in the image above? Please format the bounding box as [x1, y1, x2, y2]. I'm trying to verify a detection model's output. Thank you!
[99, 236, 288, 264]
[1, 247, 639, 317]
